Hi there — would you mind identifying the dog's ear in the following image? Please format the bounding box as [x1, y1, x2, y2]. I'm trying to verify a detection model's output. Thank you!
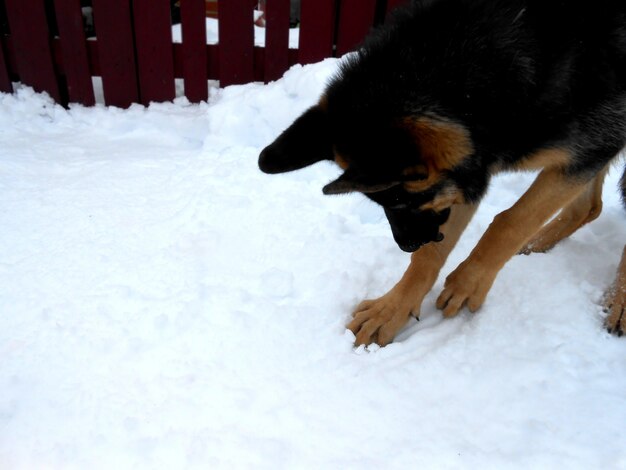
[259, 105, 332, 174]
[322, 169, 401, 195]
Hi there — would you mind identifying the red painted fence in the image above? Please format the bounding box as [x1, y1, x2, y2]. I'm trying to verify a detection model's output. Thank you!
[0, 0, 408, 108]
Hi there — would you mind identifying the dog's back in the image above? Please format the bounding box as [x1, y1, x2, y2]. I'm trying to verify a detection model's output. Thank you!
[328, 0, 626, 174]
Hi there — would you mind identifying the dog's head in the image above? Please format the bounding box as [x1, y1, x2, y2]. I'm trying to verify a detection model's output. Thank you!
[259, 100, 476, 252]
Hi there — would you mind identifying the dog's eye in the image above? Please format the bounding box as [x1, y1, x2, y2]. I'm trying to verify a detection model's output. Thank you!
[387, 192, 410, 210]
[402, 165, 428, 181]
[403, 174, 428, 182]
[387, 202, 408, 210]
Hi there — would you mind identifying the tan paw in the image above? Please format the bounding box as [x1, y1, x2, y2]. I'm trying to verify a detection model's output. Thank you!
[347, 292, 418, 347]
[604, 286, 626, 337]
[436, 260, 497, 318]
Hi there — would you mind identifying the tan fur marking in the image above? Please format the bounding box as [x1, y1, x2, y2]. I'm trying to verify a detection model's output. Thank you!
[403, 165, 441, 193]
[419, 186, 465, 211]
[409, 117, 474, 171]
[334, 153, 349, 170]
[403, 164, 429, 178]
[513, 147, 572, 171]
[318, 95, 328, 111]
[402, 117, 473, 193]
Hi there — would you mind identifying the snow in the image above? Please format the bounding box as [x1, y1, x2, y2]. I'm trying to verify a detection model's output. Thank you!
[171, 17, 301, 49]
[1, 58, 625, 469]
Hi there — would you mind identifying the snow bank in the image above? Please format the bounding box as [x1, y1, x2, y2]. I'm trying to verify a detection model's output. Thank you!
[0, 59, 625, 469]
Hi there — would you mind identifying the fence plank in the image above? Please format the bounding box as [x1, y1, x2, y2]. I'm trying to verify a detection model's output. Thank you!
[4, 0, 62, 102]
[0, 36, 10, 93]
[86, 40, 99, 75]
[299, 0, 335, 64]
[208, 44, 219, 80]
[133, 0, 175, 105]
[264, 0, 290, 82]
[53, 0, 95, 106]
[336, 0, 377, 57]
[180, 0, 207, 102]
[218, 0, 254, 86]
[0, 1, 11, 93]
[91, 0, 138, 107]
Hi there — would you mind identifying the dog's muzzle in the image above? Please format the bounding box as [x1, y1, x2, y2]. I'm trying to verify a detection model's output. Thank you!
[384, 207, 450, 252]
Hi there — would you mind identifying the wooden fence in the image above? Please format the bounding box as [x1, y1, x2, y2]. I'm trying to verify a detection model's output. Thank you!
[0, 0, 407, 108]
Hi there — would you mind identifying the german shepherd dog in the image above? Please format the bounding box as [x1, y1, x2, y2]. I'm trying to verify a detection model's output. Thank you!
[259, 0, 626, 345]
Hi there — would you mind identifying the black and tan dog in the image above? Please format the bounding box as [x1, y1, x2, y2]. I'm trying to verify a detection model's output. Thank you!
[259, 0, 626, 345]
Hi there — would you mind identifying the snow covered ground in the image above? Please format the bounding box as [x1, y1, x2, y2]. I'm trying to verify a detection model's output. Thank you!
[1, 59, 625, 469]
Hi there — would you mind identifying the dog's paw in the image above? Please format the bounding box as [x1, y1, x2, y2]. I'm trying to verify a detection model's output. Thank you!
[604, 286, 626, 337]
[347, 293, 418, 347]
[518, 238, 554, 255]
[436, 260, 497, 317]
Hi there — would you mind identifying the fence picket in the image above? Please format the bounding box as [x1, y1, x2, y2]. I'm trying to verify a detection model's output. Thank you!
[208, 44, 220, 80]
[53, 0, 95, 106]
[0, 1, 11, 93]
[264, 0, 290, 82]
[4, 0, 62, 103]
[91, 0, 138, 107]
[180, 0, 208, 102]
[299, 0, 335, 65]
[0, 37, 10, 93]
[336, 0, 377, 57]
[218, 0, 254, 86]
[133, 0, 175, 105]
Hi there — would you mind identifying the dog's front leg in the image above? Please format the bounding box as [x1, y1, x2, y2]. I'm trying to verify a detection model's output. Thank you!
[348, 203, 477, 346]
[437, 168, 587, 317]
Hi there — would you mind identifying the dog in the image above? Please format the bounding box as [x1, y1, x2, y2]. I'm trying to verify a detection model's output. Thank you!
[259, 0, 626, 345]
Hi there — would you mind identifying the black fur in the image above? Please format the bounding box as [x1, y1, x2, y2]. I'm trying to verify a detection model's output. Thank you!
[260, 0, 626, 251]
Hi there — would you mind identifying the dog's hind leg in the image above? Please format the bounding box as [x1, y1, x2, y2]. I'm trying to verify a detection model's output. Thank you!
[604, 167, 626, 336]
[520, 166, 608, 254]
[604, 246, 626, 336]
[348, 203, 478, 346]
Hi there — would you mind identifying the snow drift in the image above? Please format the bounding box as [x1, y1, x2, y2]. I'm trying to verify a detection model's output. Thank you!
[0, 59, 625, 469]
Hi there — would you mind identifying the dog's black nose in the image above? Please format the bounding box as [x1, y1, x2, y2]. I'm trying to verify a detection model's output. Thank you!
[397, 232, 443, 253]
[398, 242, 424, 253]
